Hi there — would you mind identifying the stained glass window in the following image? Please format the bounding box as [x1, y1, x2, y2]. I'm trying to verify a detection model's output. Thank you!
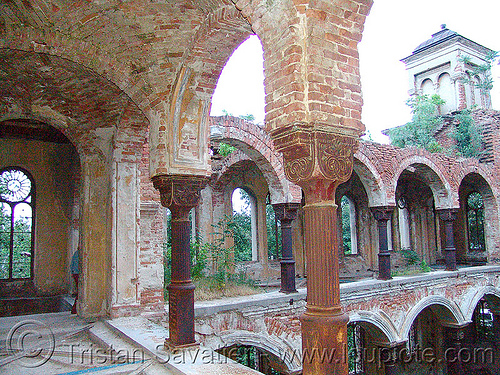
[0, 167, 34, 280]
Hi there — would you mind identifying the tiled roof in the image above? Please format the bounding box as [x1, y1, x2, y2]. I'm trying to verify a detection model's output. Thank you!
[412, 25, 459, 54]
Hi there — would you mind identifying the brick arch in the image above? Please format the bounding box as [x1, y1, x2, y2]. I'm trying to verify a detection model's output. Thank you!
[210, 116, 301, 204]
[392, 155, 454, 209]
[400, 296, 467, 342]
[461, 286, 500, 323]
[353, 146, 387, 207]
[348, 310, 401, 345]
[458, 171, 499, 259]
[0, 50, 149, 132]
[0, 26, 154, 112]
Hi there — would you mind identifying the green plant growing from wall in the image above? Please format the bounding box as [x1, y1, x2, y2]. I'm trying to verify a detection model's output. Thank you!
[388, 94, 484, 159]
[388, 94, 445, 153]
[459, 51, 499, 108]
[218, 142, 236, 158]
[452, 109, 483, 158]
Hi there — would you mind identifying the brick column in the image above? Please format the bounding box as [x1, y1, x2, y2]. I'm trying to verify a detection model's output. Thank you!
[273, 203, 300, 294]
[272, 125, 358, 374]
[371, 207, 394, 280]
[438, 209, 458, 271]
[152, 175, 207, 348]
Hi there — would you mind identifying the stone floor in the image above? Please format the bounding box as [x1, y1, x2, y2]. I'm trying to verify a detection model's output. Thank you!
[0, 311, 262, 375]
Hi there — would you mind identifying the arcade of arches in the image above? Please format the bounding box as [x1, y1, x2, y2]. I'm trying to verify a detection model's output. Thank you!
[1, 2, 500, 375]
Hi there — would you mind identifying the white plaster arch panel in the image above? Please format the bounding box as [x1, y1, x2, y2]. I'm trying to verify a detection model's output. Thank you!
[460, 285, 500, 323]
[348, 310, 402, 346]
[399, 295, 467, 342]
[218, 331, 302, 373]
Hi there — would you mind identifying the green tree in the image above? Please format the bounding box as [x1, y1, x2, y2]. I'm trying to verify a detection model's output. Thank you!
[266, 200, 281, 260]
[388, 94, 445, 153]
[341, 196, 352, 255]
[230, 189, 252, 262]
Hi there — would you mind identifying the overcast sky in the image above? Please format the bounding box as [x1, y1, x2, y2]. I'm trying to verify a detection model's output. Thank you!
[210, 0, 500, 143]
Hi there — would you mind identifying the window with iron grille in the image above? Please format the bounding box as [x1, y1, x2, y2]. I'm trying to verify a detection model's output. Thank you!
[467, 192, 486, 252]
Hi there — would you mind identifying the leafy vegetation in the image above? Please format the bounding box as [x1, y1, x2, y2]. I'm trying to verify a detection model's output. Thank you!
[218, 142, 236, 158]
[387, 94, 484, 158]
[387, 94, 444, 153]
[459, 51, 499, 108]
[341, 196, 352, 255]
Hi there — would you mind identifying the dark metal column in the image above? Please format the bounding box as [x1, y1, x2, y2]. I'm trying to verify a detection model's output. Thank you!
[438, 209, 458, 271]
[153, 175, 207, 348]
[273, 203, 300, 294]
[371, 207, 394, 280]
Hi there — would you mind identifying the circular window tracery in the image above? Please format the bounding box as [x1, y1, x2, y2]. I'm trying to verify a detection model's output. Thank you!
[0, 168, 32, 203]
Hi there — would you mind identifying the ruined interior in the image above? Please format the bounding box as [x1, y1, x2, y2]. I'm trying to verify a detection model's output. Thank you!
[0, 1, 499, 375]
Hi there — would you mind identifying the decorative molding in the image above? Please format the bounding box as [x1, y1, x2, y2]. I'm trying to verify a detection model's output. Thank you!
[273, 203, 301, 222]
[152, 175, 208, 209]
[271, 124, 358, 184]
[371, 206, 395, 221]
[438, 208, 458, 222]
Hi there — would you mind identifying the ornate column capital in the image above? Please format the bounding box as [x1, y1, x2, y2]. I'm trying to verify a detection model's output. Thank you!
[270, 124, 358, 190]
[438, 208, 458, 222]
[273, 202, 301, 222]
[371, 206, 394, 222]
[152, 175, 208, 217]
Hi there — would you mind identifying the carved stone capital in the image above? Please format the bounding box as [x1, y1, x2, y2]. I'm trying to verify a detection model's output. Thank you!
[273, 202, 301, 222]
[152, 175, 208, 217]
[371, 206, 394, 222]
[438, 208, 458, 222]
[270, 124, 358, 186]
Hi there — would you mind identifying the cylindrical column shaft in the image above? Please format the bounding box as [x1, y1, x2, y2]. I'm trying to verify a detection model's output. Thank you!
[371, 207, 394, 281]
[301, 199, 347, 374]
[168, 207, 195, 346]
[273, 203, 300, 294]
[438, 209, 458, 271]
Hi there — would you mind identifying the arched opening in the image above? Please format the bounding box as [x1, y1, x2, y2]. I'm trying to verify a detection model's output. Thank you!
[0, 167, 35, 280]
[438, 72, 455, 114]
[216, 343, 289, 374]
[341, 195, 358, 256]
[0, 119, 80, 316]
[232, 187, 254, 262]
[266, 194, 281, 261]
[336, 171, 374, 280]
[454, 294, 499, 374]
[211, 35, 265, 124]
[393, 164, 443, 271]
[421, 78, 434, 97]
[466, 192, 486, 253]
[457, 172, 496, 265]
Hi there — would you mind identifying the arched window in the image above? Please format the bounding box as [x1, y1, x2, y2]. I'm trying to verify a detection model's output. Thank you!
[0, 167, 35, 280]
[420, 78, 434, 97]
[467, 192, 485, 252]
[341, 196, 358, 255]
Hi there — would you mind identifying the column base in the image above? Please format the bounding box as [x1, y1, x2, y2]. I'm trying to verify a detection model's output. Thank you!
[444, 248, 457, 271]
[300, 306, 348, 374]
[280, 259, 297, 293]
[378, 252, 392, 280]
[167, 282, 196, 347]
